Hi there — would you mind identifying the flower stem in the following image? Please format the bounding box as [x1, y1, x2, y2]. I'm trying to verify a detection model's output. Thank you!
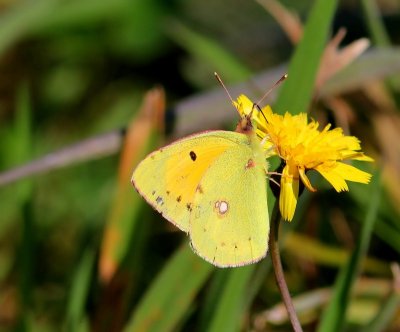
[269, 203, 303, 332]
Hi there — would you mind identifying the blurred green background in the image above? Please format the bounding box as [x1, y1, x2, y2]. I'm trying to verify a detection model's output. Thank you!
[0, 0, 399, 331]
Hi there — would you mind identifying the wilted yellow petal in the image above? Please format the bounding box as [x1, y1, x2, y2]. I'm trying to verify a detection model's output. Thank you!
[279, 164, 299, 221]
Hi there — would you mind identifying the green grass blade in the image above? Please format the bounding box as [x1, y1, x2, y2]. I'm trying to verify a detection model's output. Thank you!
[274, 0, 338, 114]
[13, 83, 33, 202]
[123, 246, 213, 332]
[285, 232, 390, 275]
[243, 259, 271, 309]
[204, 193, 276, 331]
[207, 265, 255, 332]
[14, 83, 34, 330]
[364, 281, 400, 332]
[198, 269, 231, 330]
[165, 20, 252, 82]
[317, 171, 382, 332]
[373, 221, 400, 254]
[65, 248, 95, 331]
[0, 0, 59, 56]
[0, 0, 128, 56]
[360, 0, 391, 46]
[348, 167, 400, 254]
[360, 0, 400, 94]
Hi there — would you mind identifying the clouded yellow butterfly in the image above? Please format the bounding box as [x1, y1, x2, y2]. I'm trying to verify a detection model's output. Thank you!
[131, 97, 270, 267]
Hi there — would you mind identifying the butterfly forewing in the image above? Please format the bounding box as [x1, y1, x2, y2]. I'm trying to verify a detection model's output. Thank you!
[131, 131, 249, 232]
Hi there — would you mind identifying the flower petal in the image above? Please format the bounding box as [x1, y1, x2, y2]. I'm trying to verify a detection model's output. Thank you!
[279, 164, 299, 221]
[233, 95, 254, 116]
[335, 162, 372, 183]
[299, 167, 317, 192]
[316, 162, 372, 192]
[352, 154, 374, 162]
[315, 164, 349, 192]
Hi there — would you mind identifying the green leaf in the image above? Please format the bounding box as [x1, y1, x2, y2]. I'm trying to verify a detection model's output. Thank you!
[360, 0, 391, 46]
[14, 83, 34, 331]
[321, 47, 400, 97]
[0, 0, 128, 56]
[207, 265, 256, 332]
[198, 269, 231, 330]
[285, 232, 390, 275]
[13, 83, 33, 202]
[317, 171, 382, 332]
[65, 248, 95, 332]
[123, 246, 213, 332]
[274, 0, 339, 114]
[165, 20, 252, 83]
[364, 283, 400, 332]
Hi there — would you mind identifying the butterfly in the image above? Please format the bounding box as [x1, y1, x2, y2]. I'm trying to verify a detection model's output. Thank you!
[131, 96, 270, 267]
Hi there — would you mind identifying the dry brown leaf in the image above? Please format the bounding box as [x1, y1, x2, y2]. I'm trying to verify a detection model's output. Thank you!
[316, 28, 370, 89]
[329, 208, 354, 249]
[391, 263, 400, 293]
[373, 113, 400, 215]
[118, 87, 165, 184]
[255, 0, 303, 44]
[99, 87, 165, 283]
[256, 1, 370, 91]
[324, 96, 356, 135]
[253, 277, 392, 329]
[362, 81, 397, 110]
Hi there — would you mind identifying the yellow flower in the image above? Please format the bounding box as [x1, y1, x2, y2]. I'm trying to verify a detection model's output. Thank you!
[234, 95, 373, 221]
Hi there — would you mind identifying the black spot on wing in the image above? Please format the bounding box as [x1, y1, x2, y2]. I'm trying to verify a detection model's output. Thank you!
[156, 196, 164, 206]
[177, 195, 182, 202]
[189, 151, 197, 161]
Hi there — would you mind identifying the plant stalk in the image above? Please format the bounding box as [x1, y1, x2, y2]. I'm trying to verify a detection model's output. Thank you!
[269, 203, 303, 332]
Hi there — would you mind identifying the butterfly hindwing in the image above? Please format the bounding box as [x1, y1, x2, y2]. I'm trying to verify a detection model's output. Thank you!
[189, 139, 269, 267]
[131, 131, 249, 232]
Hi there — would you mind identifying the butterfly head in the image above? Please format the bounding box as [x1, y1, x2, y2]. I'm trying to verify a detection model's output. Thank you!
[235, 111, 255, 135]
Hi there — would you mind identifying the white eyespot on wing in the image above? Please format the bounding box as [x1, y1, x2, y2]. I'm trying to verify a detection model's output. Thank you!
[214, 200, 229, 217]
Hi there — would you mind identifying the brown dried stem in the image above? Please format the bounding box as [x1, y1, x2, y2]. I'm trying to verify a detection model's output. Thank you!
[269, 202, 303, 332]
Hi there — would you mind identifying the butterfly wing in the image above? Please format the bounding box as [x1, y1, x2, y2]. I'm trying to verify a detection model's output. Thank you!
[131, 131, 249, 232]
[189, 138, 269, 267]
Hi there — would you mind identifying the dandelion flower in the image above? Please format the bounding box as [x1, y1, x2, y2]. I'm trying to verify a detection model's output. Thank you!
[234, 95, 373, 221]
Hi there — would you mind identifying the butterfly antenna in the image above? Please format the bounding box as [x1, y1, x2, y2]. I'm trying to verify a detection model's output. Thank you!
[256, 73, 288, 106]
[214, 72, 235, 106]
